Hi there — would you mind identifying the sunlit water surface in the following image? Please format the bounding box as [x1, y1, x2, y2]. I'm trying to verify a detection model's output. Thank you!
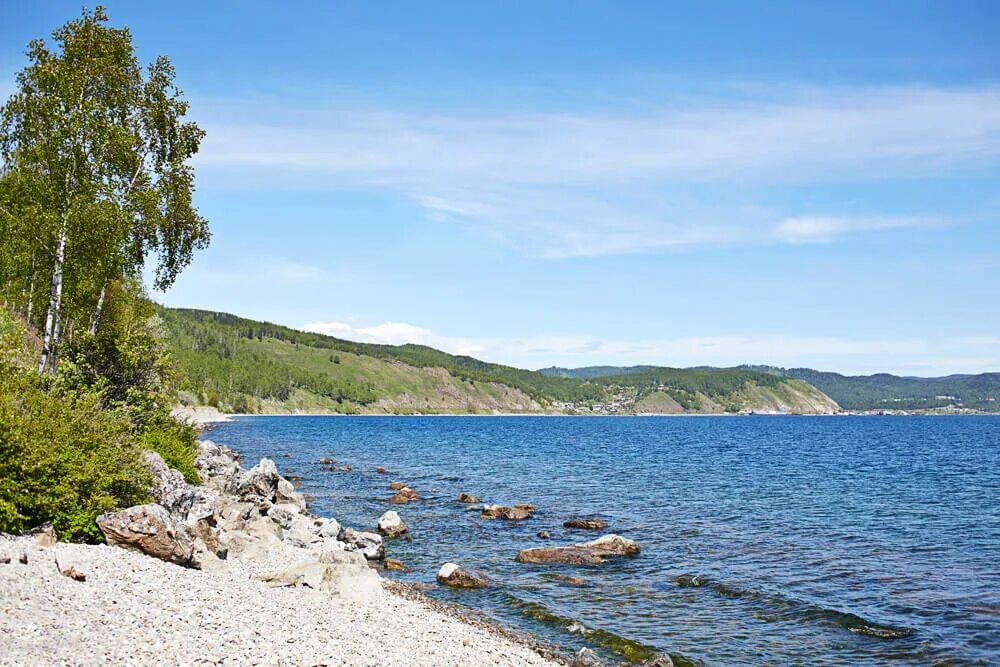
[206, 415, 1000, 665]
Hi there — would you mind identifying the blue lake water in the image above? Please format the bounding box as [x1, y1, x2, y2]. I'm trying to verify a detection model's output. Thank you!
[206, 415, 1000, 665]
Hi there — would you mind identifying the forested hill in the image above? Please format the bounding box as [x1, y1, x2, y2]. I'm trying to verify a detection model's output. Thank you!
[541, 364, 1000, 412]
[159, 308, 840, 415]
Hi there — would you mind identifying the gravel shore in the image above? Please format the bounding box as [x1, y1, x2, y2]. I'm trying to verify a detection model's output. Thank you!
[0, 535, 557, 666]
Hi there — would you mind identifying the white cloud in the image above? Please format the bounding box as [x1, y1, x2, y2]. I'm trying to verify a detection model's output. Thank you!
[773, 216, 937, 244]
[301, 319, 1000, 376]
[193, 85, 1000, 257]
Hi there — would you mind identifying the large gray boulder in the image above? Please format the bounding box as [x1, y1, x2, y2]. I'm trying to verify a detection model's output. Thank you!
[340, 528, 384, 560]
[194, 440, 242, 491]
[97, 504, 196, 567]
[144, 451, 195, 518]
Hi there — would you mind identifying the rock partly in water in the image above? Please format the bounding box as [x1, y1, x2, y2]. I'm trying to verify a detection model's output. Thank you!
[571, 648, 602, 667]
[563, 518, 608, 530]
[456, 492, 481, 503]
[389, 481, 408, 490]
[377, 511, 407, 537]
[318, 457, 334, 464]
[537, 531, 551, 539]
[388, 488, 420, 504]
[375, 466, 387, 474]
[97, 504, 196, 567]
[481, 504, 534, 521]
[515, 534, 640, 565]
[385, 558, 409, 572]
[436, 562, 488, 589]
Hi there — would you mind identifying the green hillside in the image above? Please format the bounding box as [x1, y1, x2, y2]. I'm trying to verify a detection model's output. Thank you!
[159, 308, 840, 415]
[541, 363, 1000, 412]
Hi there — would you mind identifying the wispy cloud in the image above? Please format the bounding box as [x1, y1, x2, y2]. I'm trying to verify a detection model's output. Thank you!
[302, 319, 1000, 376]
[196, 85, 1000, 257]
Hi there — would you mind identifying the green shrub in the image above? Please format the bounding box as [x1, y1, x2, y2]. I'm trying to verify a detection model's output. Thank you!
[0, 368, 151, 542]
[141, 420, 200, 485]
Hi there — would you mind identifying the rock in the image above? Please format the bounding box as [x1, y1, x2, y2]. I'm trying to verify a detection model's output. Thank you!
[436, 562, 488, 589]
[0, 555, 9, 564]
[537, 531, 551, 539]
[316, 517, 342, 539]
[18, 551, 27, 564]
[377, 511, 407, 537]
[515, 534, 640, 565]
[341, 529, 385, 560]
[389, 482, 407, 490]
[285, 474, 304, 481]
[266, 504, 298, 530]
[388, 487, 420, 504]
[563, 518, 608, 530]
[514, 503, 536, 512]
[639, 654, 675, 667]
[319, 457, 334, 464]
[54, 557, 86, 582]
[572, 647, 602, 667]
[235, 458, 281, 506]
[187, 518, 224, 557]
[319, 549, 367, 567]
[456, 492, 481, 503]
[97, 504, 196, 567]
[481, 504, 533, 521]
[144, 451, 196, 517]
[256, 560, 382, 600]
[194, 440, 241, 491]
[554, 575, 585, 586]
[31, 522, 57, 546]
[375, 466, 387, 474]
[275, 479, 305, 510]
[331, 464, 352, 472]
[385, 558, 409, 572]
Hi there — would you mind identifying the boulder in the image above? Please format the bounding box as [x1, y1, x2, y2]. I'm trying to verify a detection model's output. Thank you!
[275, 479, 305, 510]
[456, 492, 481, 503]
[266, 504, 298, 530]
[388, 487, 420, 504]
[388, 481, 407, 490]
[194, 441, 241, 491]
[316, 517, 342, 539]
[319, 457, 334, 464]
[144, 451, 196, 517]
[481, 504, 533, 521]
[375, 466, 387, 474]
[436, 562, 488, 589]
[97, 504, 196, 567]
[514, 503, 536, 512]
[515, 534, 639, 565]
[564, 518, 608, 530]
[537, 531, 551, 539]
[377, 511, 407, 537]
[572, 648, 603, 667]
[340, 529, 385, 560]
[235, 458, 281, 506]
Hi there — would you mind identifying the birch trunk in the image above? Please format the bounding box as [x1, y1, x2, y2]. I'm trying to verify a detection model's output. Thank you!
[89, 281, 106, 334]
[38, 219, 68, 374]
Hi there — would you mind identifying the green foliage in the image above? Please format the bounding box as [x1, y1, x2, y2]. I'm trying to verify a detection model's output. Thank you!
[0, 315, 151, 541]
[595, 366, 783, 401]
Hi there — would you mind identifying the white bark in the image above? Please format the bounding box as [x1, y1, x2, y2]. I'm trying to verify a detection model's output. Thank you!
[89, 281, 106, 334]
[38, 219, 68, 374]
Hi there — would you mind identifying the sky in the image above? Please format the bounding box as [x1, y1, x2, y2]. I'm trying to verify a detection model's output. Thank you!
[3, 1, 999, 375]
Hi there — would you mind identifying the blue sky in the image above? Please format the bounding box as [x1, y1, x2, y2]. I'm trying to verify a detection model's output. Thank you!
[3, 1, 999, 375]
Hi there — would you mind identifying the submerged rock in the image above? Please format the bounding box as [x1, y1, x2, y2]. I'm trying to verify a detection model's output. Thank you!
[516, 534, 640, 565]
[481, 504, 534, 521]
[97, 504, 196, 567]
[456, 492, 481, 503]
[377, 511, 407, 537]
[384, 558, 409, 572]
[563, 518, 608, 530]
[389, 482, 408, 490]
[436, 562, 488, 589]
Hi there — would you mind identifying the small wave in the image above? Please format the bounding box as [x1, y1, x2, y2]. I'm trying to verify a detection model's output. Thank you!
[672, 574, 915, 640]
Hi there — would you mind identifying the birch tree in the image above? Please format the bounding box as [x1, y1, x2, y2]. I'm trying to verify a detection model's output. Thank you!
[0, 6, 210, 373]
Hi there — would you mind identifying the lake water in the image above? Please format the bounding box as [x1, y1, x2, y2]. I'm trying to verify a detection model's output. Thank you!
[206, 415, 1000, 665]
